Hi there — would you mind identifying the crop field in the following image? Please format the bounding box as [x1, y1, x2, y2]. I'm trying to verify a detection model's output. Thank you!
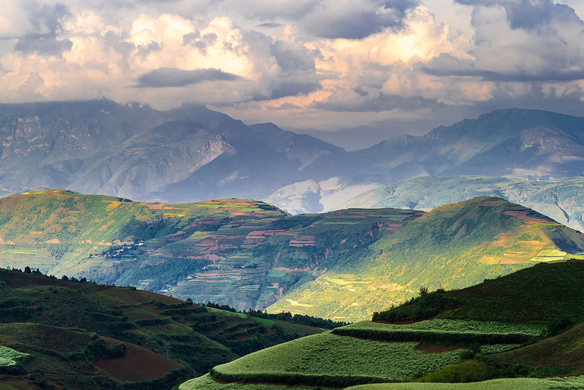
[333, 320, 544, 344]
[345, 376, 584, 390]
[180, 374, 322, 390]
[210, 332, 463, 386]
[0, 346, 27, 366]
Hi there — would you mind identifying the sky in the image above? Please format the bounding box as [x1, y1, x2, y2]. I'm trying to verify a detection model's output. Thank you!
[1, 0, 583, 149]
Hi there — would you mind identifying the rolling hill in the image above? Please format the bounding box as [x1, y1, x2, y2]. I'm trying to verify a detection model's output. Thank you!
[0, 268, 321, 389]
[0, 191, 582, 322]
[180, 261, 584, 390]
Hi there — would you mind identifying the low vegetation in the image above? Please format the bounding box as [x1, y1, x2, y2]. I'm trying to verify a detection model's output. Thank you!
[333, 320, 544, 345]
[0, 346, 27, 367]
[0, 267, 322, 389]
[374, 261, 584, 324]
[209, 332, 463, 387]
[345, 376, 584, 390]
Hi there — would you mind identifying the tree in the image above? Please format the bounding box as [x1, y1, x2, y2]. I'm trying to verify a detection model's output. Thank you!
[24, 266, 31, 274]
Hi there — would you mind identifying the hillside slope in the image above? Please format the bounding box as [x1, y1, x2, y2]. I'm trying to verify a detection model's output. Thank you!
[180, 261, 584, 390]
[270, 109, 584, 214]
[0, 268, 320, 389]
[2, 102, 584, 215]
[0, 100, 347, 202]
[0, 191, 582, 321]
[268, 197, 584, 320]
[337, 176, 584, 232]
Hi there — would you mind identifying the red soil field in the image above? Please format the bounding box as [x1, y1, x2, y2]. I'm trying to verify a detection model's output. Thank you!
[96, 337, 182, 383]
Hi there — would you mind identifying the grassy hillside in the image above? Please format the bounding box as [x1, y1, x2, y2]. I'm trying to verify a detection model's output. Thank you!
[344, 378, 584, 389]
[180, 261, 584, 390]
[0, 268, 321, 389]
[374, 261, 584, 323]
[338, 176, 584, 232]
[268, 197, 584, 320]
[0, 191, 583, 322]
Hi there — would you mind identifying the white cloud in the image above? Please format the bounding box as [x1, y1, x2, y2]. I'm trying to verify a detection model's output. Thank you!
[0, 0, 582, 133]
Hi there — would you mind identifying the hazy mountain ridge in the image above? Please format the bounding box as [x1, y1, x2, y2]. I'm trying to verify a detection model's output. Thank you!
[272, 109, 584, 214]
[338, 176, 584, 232]
[1, 102, 584, 213]
[0, 100, 348, 202]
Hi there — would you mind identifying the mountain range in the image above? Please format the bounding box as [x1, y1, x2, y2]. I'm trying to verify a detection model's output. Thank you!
[338, 176, 584, 232]
[2, 101, 584, 216]
[0, 190, 582, 322]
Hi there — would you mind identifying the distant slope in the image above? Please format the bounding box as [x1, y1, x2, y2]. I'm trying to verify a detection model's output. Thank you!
[0, 268, 321, 389]
[2, 102, 584, 215]
[267, 197, 584, 320]
[0, 100, 347, 202]
[0, 191, 583, 322]
[337, 176, 584, 232]
[351, 108, 584, 181]
[269, 109, 584, 214]
[374, 261, 584, 324]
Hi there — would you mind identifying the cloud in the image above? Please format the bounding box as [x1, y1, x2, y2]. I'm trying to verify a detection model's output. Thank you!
[15, 37, 73, 56]
[299, 0, 420, 39]
[421, 53, 584, 82]
[1, 1, 73, 56]
[455, 0, 580, 30]
[1, 0, 584, 137]
[258, 23, 282, 28]
[135, 67, 242, 88]
[255, 81, 321, 100]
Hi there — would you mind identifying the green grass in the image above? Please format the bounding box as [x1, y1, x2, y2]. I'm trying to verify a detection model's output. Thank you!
[210, 332, 463, 386]
[490, 323, 584, 375]
[345, 376, 584, 389]
[0, 345, 27, 366]
[333, 320, 543, 344]
[339, 320, 544, 337]
[179, 374, 322, 390]
[375, 261, 584, 324]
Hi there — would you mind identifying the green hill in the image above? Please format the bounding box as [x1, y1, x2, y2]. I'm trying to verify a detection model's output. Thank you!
[0, 268, 320, 389]
[0, 191, 583, 322]
[374, 261, 584, 324]
[267, 197, 584, 320]
[338, 176, 584, 232]
[0, 190, 584, 321]
[180, 261, 584, 390]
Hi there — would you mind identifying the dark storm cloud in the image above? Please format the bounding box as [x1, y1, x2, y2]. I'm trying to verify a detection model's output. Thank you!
[10, 2, 72, 56]
[135, 68, 242, 88]
[252, 81, 321, 101]
[270, 41, 315, 72]
[271, 81, 321, 99]
[15, 36, 73, 56]
[301, 0, 420, 39]
[258, 23, 282, 28]
[421, 54, 584, 83]
[455, 0, 581, 30]
[26, 2, 71, 36]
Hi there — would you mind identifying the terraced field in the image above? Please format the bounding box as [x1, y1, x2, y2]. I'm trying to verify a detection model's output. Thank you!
[333, 320, 544, 344]
[209, 332, 463, 387]
[1, 191, 583, 321]
[345, 377, 584, 390]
